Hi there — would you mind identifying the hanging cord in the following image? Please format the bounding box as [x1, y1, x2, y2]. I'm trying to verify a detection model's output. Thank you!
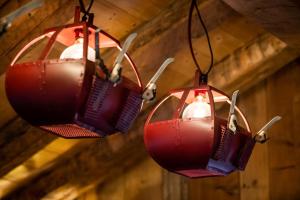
[188, 0, 214, 83]
[79, 0, 94, 21]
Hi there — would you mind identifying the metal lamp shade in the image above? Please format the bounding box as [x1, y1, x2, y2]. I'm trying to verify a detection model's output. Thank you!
[144, 85, 256, 178]
[5, 16, 143, 138]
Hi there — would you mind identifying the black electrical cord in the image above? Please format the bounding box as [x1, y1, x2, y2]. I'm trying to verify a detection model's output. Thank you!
[188, 0, 214, 81]
[79, 0, 94, 21]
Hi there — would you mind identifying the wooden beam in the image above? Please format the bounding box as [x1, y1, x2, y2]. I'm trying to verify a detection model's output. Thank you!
[0, 0, 33, 17]
[78, 158, 163, 200]
[209, 34, 299, 93]
[0, 117, 29, 149]
[221, 0, 300, 50]
[0, 0, 75, 75]
[2, 113, 148, 200]
[0, 118, 56, 177]
[104, 0, 240, 83]
[0, 75, 16, 128]
[266, 61, 300, 199]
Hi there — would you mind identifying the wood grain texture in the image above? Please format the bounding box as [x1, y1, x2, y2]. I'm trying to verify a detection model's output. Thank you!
[102, 0, 262, 99]
[187, 174, 240, 200]
[238, 81, 269, 200]
[222, 0, 300, 50]
[92, 0, 175, 38]
[238, 61, 300, 200]
[2, 126, 147, 200]
[0, 75, 16, 128]
[267, 61, 300, 200]
[0, 0, 75, 75]
[163, 171, 188, 200]
[1, 93, 157, 199]
[210, 34, 299, 94]
[96, 158, 163, 200]
[0, 0, 32, 17]
[0, 121, 56, 177]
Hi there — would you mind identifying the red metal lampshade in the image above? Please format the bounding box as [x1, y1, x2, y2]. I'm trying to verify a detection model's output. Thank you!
[144, 76, 257, 178]
[143, 0, 281, 178]
[5, 7, 144, 138]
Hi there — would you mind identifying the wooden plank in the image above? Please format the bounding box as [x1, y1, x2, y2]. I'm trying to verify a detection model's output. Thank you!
[238, 82, 269, 200]
[0, 122, 56, 177]
[2, 127, 147, 200]
[0, 0, 32, 17]
[0, 118, 29, 149]
[0, 0, 75, 75]
[96, 158, 163, 200]
[102, 0, 241, 91]
[163, 171, 188, 200]
[0, 74, 16, 128]
[266, 61, 300, 200]
[209, 34, 299, 94]
[103, 0, 173, 21]
[0, 138, 87, 199]
[91, 0, 139, 38]
[221, 0, 300, 50]
[126, 0, 236, 59]
[187, 174, 240, 200]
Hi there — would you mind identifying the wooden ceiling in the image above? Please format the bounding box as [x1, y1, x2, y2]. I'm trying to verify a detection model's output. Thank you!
[0, 0, 299, 199]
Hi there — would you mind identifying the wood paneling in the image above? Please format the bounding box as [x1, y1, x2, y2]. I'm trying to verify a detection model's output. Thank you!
[238, 60, 300, 200]
[96, 159, 163, 200]
[162, 171, 188, 200]
[238, 82, 269, 200]
[267, 61, 300, 200]
[187, 175, 240, 200]
[209, 34, 298, 93]
[222, 0, 300, 50]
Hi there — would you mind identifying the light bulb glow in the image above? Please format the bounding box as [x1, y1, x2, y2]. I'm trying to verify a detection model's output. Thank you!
[182, 95, 211, 119]
[60, 38, 95, 61]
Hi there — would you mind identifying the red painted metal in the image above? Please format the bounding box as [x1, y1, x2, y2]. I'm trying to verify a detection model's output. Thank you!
[5, 7, 143, 138]
[144, 83, 256, 178]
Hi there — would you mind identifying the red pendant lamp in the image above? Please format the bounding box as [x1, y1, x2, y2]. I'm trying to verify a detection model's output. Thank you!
[143, 0, 281, 178]
[5, 0, 173, 138]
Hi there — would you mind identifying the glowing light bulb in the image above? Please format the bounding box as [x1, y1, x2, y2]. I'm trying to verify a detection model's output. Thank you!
[60, 38, 95, 61]
[182, 95, 211, 119]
